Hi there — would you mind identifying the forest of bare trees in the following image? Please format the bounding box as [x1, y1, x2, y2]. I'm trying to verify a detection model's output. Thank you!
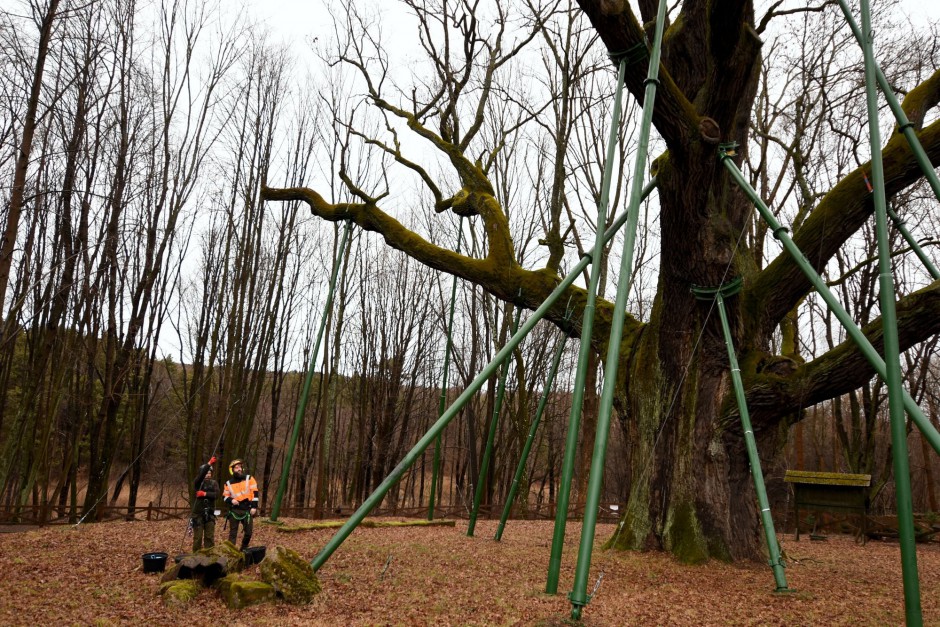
[0, 0, 938, 563]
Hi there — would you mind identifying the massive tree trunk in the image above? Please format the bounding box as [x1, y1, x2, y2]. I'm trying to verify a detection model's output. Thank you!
[262, 0, 940, 562]
[583, 0, 770, 560]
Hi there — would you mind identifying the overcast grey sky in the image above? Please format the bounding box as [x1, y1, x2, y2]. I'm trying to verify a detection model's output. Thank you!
[243, 0, 940, 52]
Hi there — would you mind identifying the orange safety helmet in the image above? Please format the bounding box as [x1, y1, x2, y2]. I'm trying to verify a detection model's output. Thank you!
[228, 459, 245, 475]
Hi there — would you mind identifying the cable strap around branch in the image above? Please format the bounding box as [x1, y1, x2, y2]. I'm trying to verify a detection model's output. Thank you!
[608, 42, 648, 67]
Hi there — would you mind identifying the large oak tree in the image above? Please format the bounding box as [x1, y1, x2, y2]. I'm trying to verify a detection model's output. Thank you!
[263, 0, 940, 561]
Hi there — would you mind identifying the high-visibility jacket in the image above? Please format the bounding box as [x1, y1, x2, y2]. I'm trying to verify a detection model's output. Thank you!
[224, 474, 258, 512]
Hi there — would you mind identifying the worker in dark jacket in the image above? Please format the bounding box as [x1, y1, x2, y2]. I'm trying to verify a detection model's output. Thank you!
[223, 458, 259, 550]
[192, 456, 219, 551]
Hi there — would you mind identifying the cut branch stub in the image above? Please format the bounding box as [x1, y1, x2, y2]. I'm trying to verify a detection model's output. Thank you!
[699, 117, 721, 144]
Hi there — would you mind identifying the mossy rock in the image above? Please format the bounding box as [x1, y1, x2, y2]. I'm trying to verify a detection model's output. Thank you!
[158, 579, 199, 608]
[215, 572, 241, 595]
[259, 546, 321, 605]
[218, 575, 276, 609]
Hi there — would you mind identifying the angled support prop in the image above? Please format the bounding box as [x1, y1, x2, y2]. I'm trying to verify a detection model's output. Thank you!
[690, 278, 789, 593]
[856, 1, 922, 621]
[546, 50, 630, 595]
[568, 0, 671, 618]
[271, 220, 353, 522]
[495, 315, 570, 542]
[429, 218, 465, 521]
[718, 143, 940, 456]
[467, 301, 523, 537]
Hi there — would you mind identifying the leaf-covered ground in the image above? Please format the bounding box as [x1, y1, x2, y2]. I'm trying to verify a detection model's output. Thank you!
[0, 518, 937, 625]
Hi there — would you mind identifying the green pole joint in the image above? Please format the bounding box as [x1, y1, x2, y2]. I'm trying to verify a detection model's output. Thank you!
[568, 591, 589, 618]
[689, 276, 742, 300]
[691, 279, 789, 592]
[271, 220, 353, 522]
[467, 301, 523, 537]
[718, 141, 740, 160]
[608, 43, 648, 67]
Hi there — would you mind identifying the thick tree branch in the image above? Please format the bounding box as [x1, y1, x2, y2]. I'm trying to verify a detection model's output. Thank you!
[574, 0, 700, 150]
[743, 115, 940, 338]
[260, 185, 644, 356]
[755, 1, 835, 36]
[900, 68, 940, 131]
[702, 0, 763, 143]
[743, 279, 940, 428]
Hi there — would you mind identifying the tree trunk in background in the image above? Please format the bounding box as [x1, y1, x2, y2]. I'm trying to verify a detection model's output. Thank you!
[0, 0, 60, 313]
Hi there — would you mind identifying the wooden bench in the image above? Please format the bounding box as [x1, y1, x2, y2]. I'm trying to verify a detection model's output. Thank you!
[784, 470, 871, 541]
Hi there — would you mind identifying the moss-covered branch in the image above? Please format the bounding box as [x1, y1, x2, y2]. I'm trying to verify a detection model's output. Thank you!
[741, 280, 940, 427]
[261, 185, 645, 355]
[743, 115, 940, 338]
[900, 68, 940, 131]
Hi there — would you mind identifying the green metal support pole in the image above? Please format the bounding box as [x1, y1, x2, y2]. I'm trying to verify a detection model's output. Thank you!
[569, 0, 669, 618]
[270, 220, 353, 522]
[545, 52, 629, 596]
[836, 0, 940, 204]
[467, 303, 522, 537]
[887, 204, 940, 281]
[859, 1, 922, 622]
[719, 148, 940, 457]
[309, 182, 657, 572]
[691, 280, 788, 591]
[429, 219, 464, 521]
[495, 332, 568, 541]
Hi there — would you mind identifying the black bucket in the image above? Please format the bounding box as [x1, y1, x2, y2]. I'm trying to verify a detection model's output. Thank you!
[243, 546, 266, 566]
[142, 552, 169, 573]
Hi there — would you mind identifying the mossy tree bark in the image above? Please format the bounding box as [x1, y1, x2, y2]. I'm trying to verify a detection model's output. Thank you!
[264, 0, 940, 561]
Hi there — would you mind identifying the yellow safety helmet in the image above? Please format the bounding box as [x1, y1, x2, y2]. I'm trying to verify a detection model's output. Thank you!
[228, 459, 245, 475]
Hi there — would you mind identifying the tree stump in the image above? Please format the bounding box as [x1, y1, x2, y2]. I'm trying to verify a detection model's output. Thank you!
[160, 541, 246, 587]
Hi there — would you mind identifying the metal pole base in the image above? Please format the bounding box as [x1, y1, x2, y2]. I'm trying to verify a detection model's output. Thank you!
[569, 592, 589, 620]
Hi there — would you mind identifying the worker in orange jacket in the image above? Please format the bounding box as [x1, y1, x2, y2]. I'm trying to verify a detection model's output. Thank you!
[223, 458, 259, 550]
